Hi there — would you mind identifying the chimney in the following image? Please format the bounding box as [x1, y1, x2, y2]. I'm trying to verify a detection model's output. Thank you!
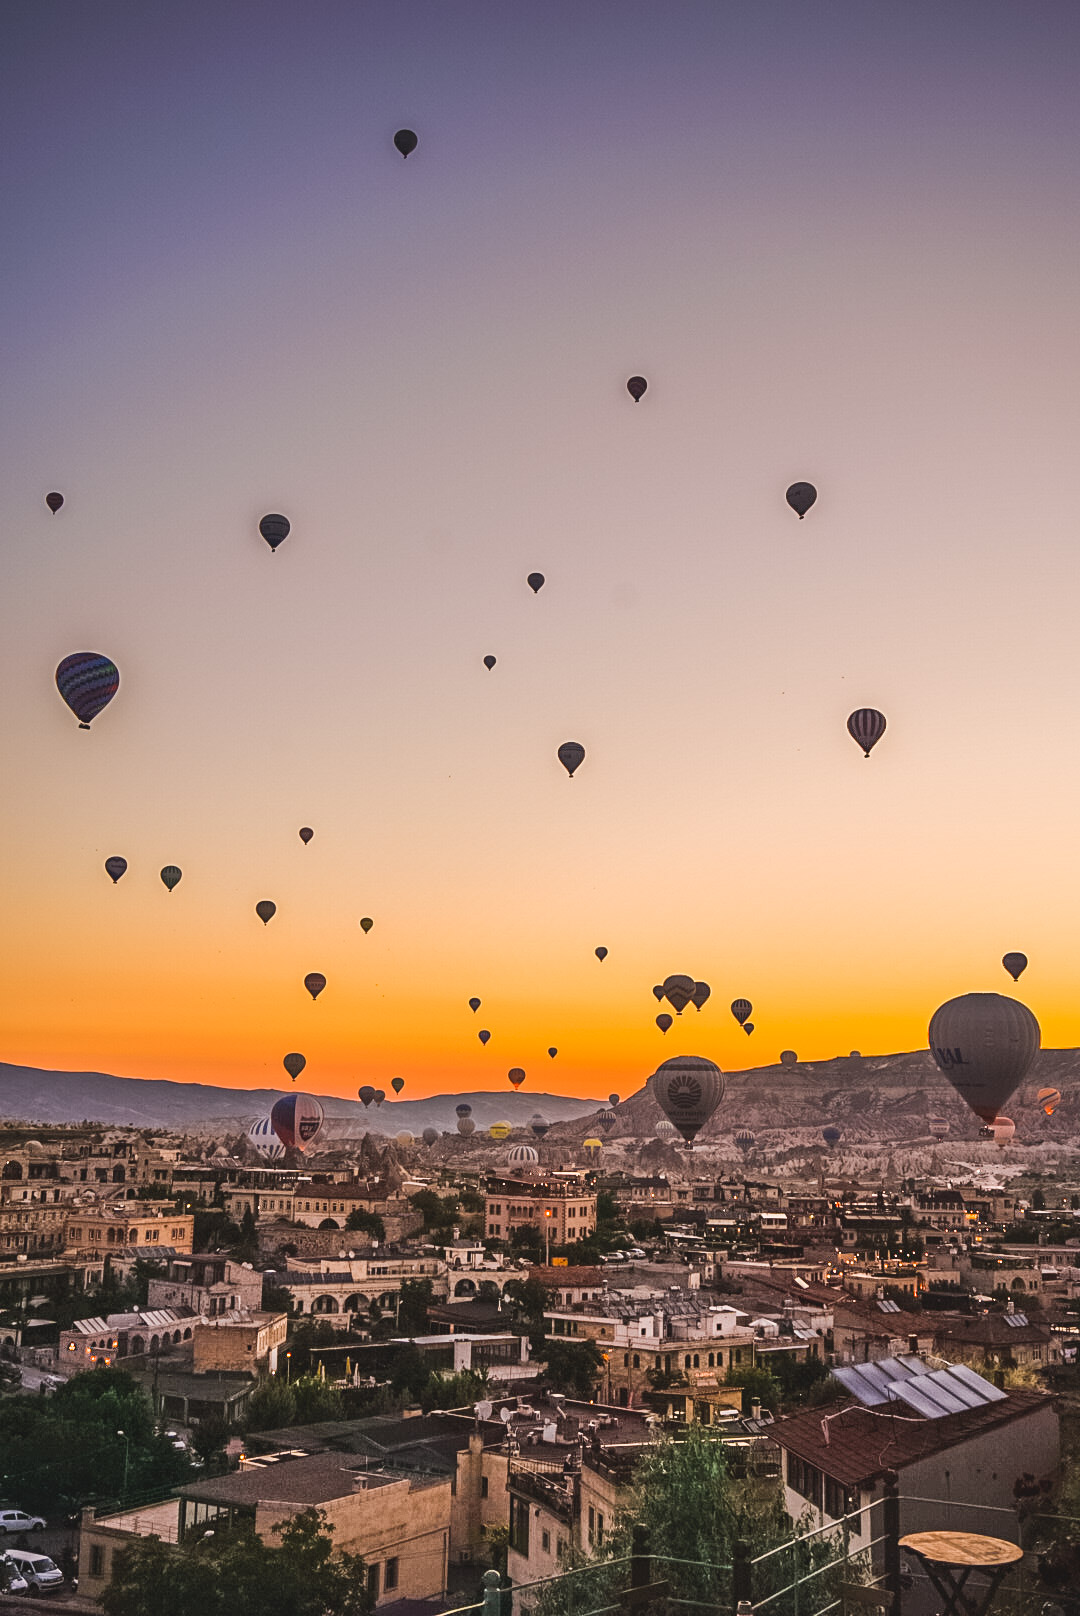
[751, 1400, 762, 1421]
[1006, 1298, 1015, 1315]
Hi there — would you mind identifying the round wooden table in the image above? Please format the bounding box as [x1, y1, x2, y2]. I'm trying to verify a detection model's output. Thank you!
[899, 1531, 1023, 1616]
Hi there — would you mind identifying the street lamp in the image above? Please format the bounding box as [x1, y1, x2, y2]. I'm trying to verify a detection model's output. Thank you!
[544, 1208, 553, 1266]
[285, 1351, 292, 1384]
[602, 1351, 611, 1405]
[116, 1429, 130, 1498]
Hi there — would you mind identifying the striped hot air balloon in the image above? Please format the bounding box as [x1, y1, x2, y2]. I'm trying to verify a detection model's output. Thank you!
[847, 708, 886, 758]
[55, 653, 119, 728]
[248, 1115, 285, 1160]
[1037, 1087, 1060, 1117]
[270, 1093, 324, 1152]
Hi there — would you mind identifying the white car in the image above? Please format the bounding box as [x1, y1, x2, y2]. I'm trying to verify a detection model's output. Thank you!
[0, 1510, 46, 1535]
[0, 1554, 30, 1595]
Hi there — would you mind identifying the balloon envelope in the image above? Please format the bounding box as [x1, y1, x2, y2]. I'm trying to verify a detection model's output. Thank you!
[595, 947, 608, 962]
[299, 827, 314, 844]
[650, 1055, 725, 1143]
[743, 1023, 754, 1036]
[283, 1052, 306, 1082]
[558, 741, 585, 778]
[255, 900, 276, 925]
[786, 482, 817, 518]
[847, 708, 886, 757]
[160, 865, 182, 892]
[608, 1093, 620, 1107]
[358, 1085, 375, 1106]
[46, 491, 64, 513]
[458, 1117, 476, 1136]
[530, 1113, 549, 1138]
[508, 1143, 538, 1167]
[731, 999, 752, 1026]
[360, 918, 374, 934]
[661, 975, 696, 1015]
[304, 973, 326, 1001]
[468, 997, 481, 1012]
[104, 856, 127, 883]
[259, 513, 290, 551]
[928, 1118, 950, 1140]
[391, 1077, 405, 1094]
[1038, 1087, 1060, 1116]
[735, 1129, 755, 1149]
[422, 1127, 439, 1147]
[508, 1068, 526, 1088]
[598, 1107, 616, 1132]
[270, 1092, 324, 1152]
[374, 1090, 385, 1106]
[822, 1126, 842, 1147]
[929, 992, 1040, 1123]
[655, 1119, 678, 1140]
[656, 1014, 673, 1034]
[780, 1050, 797, 1067]
[396, 1130, 414, 1147]
[626, 376, 647, 402]
[489, 1121, 512, 1140]
[548, 1048, 558, 1059]
[394, 128, 418, 158]
[456, 1103, 472, 1118]
[56, 652, 119, 728]
[478, 1029, 491, 1046]
[691, 981, 711, 1011]
[1002, 952, 1028, 983]
[248, 1115, 285, 1160]
[652, 986, 665, 1002]
[527, 572, 545, 594]
[989, 1116, 1015, 1147]
[483, 655, 496, 670]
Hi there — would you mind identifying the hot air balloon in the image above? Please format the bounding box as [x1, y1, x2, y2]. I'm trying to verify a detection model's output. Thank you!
[248, 1115, 285, 1160]
[479, 1029, 491, 1046]
[928, 1118, 950, 1140]
[458, 1117, 476, 1136]
[780, 1051, 797, 1068]
[608, 1093, 620, 1107]
[46, 492, 64, 514]
[527, 573, 545, 594]
[656, 1014, 673, 1034]
[456, 1104, 472, 1119]
[396, 1130, 414, 1147]
[1038, 1087, 1060, 1116]
[661, 975, 696, 1015]
[652, 986, 665, 1002]
[847, 709, 886, 758]
[104, 857, 127, 883]
[626, 376, 647, 402]
[360, 918, 374, 934]
[358, 1085, 375, 1107]
[394, 129, 418, 158]
[489, 1121, 512, 1141]
[691, 981, 711, 1012]
[508, 1068, 526, 1088]
[548, 1048, 558, 1059]
[988, 1116, 1015, 1148]
[598, 1107, 616, 1132]
[422, 1127, 439, 1147]
[391, 1077, 405, 1095]
[255, 900, 276, 925]
[270, 1092, 324, 1152]
[530, 1113, 549, 1139]
[283, 1052, 306, 1082]
[160, 865, 182, 892]
[650, 1055, 725, 1144]
[928, 993, 1040, 1124]
[735, 1128, 755, 1150]
[595, 947, 608, 962]
[259, 513, 290, 552]
[304, 973, 326, 1001]
[583, 1137, 603, 1160]
[468, 997, 481, 1012]
[822, 1126, 842, 1148]
[743, 1023, 754, 1036]
[655, 1119, 678, 1141]
[1002, 953, 1028, 983]
[374, 1089, 385, 1106]
[56, 653, 119, 728]
[785, 482, 817, 519]
[731, 999, 752, 1027]
[508, 1143, 539, 1168]
[483, 655, 496, 670]
[558, 742, 585, 778]
[299, 827, 314, 844]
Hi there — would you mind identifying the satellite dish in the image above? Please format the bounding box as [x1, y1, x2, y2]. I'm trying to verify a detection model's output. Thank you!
[500, 1407, 512, 1423]
[476, 1399, 493, 1421]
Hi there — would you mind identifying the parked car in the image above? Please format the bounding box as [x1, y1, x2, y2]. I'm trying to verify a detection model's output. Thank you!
[0, 1511, 46, 1536]
[0, 1553, 30, 1595]
[3, 1551, 64, 1593]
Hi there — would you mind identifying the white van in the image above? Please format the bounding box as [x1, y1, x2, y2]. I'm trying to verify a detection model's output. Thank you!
[4, 1549, 65, 1593]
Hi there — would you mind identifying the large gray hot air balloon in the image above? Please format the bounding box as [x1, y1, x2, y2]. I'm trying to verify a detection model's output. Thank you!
[649, 1055, 725, 1144]
[558, 742, 585, 778]
[847, 709, 886, 758]
[929, 992, 1040, 1124]
[661, 975, 696, 1015]
[1002, 952, 1028, 983]
[422, 1127, 439, 1146]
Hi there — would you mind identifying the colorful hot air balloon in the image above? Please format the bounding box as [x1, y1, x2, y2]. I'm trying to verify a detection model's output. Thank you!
[304, 973, 326, 1001]
[374, 1090, 385, 1106]
[299, 826, 314, 844]
[391, 1077, 405, 1095]
[456, 1104, 472, 1118]
[479, 1029, 491, 1046]
[743, 1023, 754, 1036]
[785, 482, 817, 519]
[396, 1130, 414, 1147]
[988, 1116, 1015, 1148]
[255, 900, 276, 925]
[259, 513, 290, 552]
[626, 376, 647, 402]
[283, 1052, 306, 1082]
[483, 655, 496, 670]
[358, 1085, 375, 1107]
[548, 1048, 558, 1059]
[508, 1068, 526, 1088]
[270, 1092, 324, 1152]
[359, 917, 374, 934]
[527, 572, 545, 594]
[731, 999, 752, 1027]
[248, 1115, 285, 1160]
[598, 1107, 616, 1132]
[595, 947, 608, 962]
[56, 653, 119, 728]
[847, 709, 886, 758]
[582, 1137, 603, 1160]
[780, 1050, 797, 1068]
[608, 1093, 620, 1107]
[656, 1014, 673, 1034]
[46, 492, 64, 514]
[508, 1143, 539, 1168]
[394, 128, 418, 158]
[1002, 953, 1028, 983]
[558, 742, 585, 778]
[489, 1121, 512, 1141]
[650, 1055, 725, 1144]
[104, 856, 127, 883]
[661, 975, 696, 1015]
[530, 1113, 549, 1138]
[468, 997, 481, 1012]
[691, 981, 711, 1012]
[735, 1128, 755, 1150]
[929, 993, 1040, 1124]
[1038, 1087, 1060, 1116]
[422, 1127, 439, 1147]
[928, 1118, 950, 1140]
[822, 1126, 842, 1148]
[458, 1117, 476, 1136]
[160, 865, 182, 892]
[655, 1118, 678, 1141]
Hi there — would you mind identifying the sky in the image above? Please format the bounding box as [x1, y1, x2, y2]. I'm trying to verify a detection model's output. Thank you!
[3, 1, 1080, 1103]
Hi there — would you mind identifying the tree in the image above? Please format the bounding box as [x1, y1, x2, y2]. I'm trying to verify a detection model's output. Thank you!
[189, 1415, 230, 1473]
[390, 1343, 429, 1403]
[421, 1369, 489, 1411]
[502, 1276, 554, 1328]
[509, 1224, 545, 1262]
[398, 1278, 433, 1334]
[724, 1364, 781, 1413]
[344, 1208, 385, 1240]
[232, 1206, 260, 1261]
[409, 1190, 459, 1233]
[542, 1339, 604, 1399]
[293, 1375, 344, 1423]
[102, 1507, 373, 1616]
[245, 1377, 297, 1432]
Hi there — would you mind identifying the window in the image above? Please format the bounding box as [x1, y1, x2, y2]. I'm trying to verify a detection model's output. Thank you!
[633, 1353, 640, 1369]
[481, 1476, 489, 1498]
[384, 1558, 399, 1591]
[509, 1495, 531, 1557]
[596, 1513, 605, 1544]
[787, 1454, 823, 1509]
[366, 1564, 380, 1600]
[824, 1477, 851, 1521]
[588, 1506, 595, 1543]
[89, 1545, 106, 1578]
[542, 1530, 551, 1552]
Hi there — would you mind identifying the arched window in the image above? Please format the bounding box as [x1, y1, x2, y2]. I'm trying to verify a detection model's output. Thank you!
[708, 1353, 714, 1368]
[684, 1354, 691, 1369]
[130, 1335, 145, 1355]
[313, 1295, 339, 1314]
[454, 1278, 477, 1297]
